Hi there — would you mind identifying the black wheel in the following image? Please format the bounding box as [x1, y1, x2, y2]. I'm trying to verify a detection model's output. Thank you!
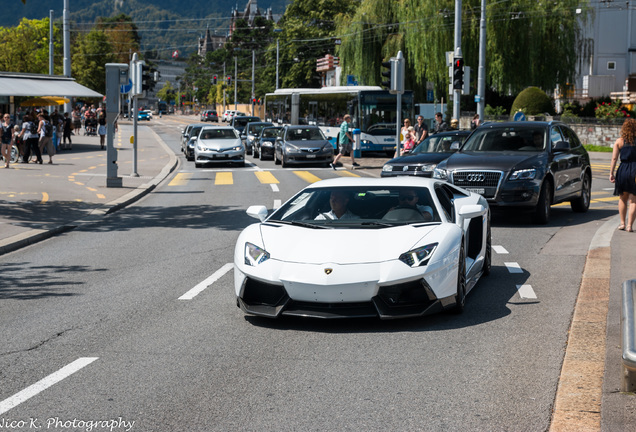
[533, 180, 552, 225]
[483, 216, 491, 276]
[451, 243, 466, 314]
[253, 146, 259, 158]
[10, 145, 19, 163]
[274, 151, 281, 165]
[281, 153, 288, 168]
[195, 162, 202, 168]
[571, 172, 591, 213]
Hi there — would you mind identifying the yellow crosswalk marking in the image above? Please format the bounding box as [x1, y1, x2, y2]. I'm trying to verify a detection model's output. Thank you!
[215, 172, 233, 185]
[337, 171, 360, 177]
[294, 171, 322, 183]
[591, 196, 618, 203]
[168, 173, 192, 186]
[254, 171, 279, 184]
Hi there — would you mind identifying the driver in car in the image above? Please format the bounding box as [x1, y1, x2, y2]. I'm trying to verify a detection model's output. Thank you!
[315, 190, 360, 220]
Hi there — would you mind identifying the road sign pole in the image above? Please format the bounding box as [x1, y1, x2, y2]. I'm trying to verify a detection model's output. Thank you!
[453, 0, 462, 121]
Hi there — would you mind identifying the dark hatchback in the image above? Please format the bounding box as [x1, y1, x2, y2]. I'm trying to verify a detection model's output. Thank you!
[433, 121, 592, 224]
[274, 125, 334, 168]
[381, 130, 471, 178]
[253, 126, 283, 160]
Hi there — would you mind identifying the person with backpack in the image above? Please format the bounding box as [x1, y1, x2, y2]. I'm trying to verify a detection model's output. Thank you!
[1, 113, 15, 168]
[18, 114, 42, 164]
[37, 113, 55, 164]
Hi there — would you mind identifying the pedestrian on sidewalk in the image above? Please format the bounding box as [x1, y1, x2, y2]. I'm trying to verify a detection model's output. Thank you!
[331, 114, 358, 169]
[609, 118, 636, 232]
[37, 113, 55, 164]
[98, 112, 107, 149]
[1, 113, 15, 168]
[62, 112, 72, 149]
[18, 114, 42, 164]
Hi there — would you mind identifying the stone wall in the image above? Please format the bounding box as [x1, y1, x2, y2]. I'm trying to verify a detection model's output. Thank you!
[570, 124, 620, 148]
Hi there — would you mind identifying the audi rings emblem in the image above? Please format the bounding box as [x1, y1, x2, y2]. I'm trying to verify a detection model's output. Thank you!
[467, 173, 485, 182]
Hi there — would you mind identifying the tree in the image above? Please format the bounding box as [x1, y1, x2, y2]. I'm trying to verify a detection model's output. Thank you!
[156, 81, 176, 104]
[276, 0, 358, 89]
[71, 29, 115, 94]
[0, 17, 61, 74]
[96, 13, 141, 64]
[335, 0, 590, 97]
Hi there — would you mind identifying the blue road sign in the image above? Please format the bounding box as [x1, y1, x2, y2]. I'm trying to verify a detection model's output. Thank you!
[120, 79, 133, 94]
[513, 111, 526, 121]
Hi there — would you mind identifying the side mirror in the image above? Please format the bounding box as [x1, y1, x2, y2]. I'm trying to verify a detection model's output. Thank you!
[450, 142, 461, 151]
[246, 205, 269, 222]
[553, 140, 569, 152]
[458, 204, 487, 219]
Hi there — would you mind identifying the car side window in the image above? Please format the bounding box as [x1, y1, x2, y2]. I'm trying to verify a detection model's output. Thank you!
[434, 185, 454, 222]
[561, 126, 581, 149]
[550, 127, 564, 150]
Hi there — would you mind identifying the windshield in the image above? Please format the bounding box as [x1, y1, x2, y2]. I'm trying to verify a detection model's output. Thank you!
[413, 134, 468, 154]
[285, 128, 326, 141]
[261, 127, 282, 138]
[200, 128, 238, 139]
[461, 126, 546, 152]
[248, 123, 272, 135]
[268, 186, 440, 228]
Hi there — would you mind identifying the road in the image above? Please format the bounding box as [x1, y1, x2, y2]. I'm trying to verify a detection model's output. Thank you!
[0, 116, 620, 431]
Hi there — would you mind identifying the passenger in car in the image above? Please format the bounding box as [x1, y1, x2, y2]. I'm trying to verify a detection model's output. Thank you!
[392, 190, 433, 221]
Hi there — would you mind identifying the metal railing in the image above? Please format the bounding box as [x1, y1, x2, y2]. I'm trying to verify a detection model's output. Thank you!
[621, 279, 636, 392]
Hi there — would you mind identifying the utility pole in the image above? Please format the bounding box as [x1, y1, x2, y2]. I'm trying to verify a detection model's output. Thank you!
[49, 10, 54, 75]
[234, 56, 238, 110]
[63, 0, 72, 114]
[276, 39, 280, 90]
[453, 0, 463, 121]
[476, 0, 486, 121]
[251, 50, 255, 116]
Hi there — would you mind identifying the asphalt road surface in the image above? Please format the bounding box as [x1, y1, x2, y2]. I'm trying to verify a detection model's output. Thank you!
[0, 117, 619, 431]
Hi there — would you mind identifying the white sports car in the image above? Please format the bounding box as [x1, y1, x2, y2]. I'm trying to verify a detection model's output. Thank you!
[234, 177, 491, 319]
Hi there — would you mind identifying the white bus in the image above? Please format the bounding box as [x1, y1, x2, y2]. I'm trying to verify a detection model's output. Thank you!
[263, 86, 414, 155]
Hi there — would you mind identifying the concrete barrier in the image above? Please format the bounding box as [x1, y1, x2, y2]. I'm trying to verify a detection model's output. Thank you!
[621, 279, 636, 392]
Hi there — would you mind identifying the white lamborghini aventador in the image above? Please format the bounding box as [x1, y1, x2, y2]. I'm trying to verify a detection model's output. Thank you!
[234, 177, 491, 319]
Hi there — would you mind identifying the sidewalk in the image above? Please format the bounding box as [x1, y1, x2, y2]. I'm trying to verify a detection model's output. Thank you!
[1, 121, 634, 429]
[0, 121, 177, 255]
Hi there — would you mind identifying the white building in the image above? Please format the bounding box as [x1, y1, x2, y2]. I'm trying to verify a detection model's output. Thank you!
[575, 0, 636, 99]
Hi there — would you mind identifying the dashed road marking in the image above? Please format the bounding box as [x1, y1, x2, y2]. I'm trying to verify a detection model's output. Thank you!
[516, 284, 537, 299]
[493, 245, 508, 254]
[294, 171, 321, 183]
[504, 262, 523, 274]
[0, 357, 99, 415]
[215, 172, 233, 185]
[179, 263, 234, 300]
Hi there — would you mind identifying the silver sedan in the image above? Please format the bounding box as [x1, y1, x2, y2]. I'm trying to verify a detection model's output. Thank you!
[194, 127, 245, 168]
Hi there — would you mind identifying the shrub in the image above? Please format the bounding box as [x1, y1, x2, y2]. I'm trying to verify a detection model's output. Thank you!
[485, 104, 507, 116]
[510, 87, 554, 119]
[595, 100, 631, 120]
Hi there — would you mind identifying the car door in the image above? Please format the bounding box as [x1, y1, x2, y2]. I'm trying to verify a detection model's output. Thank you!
[549, 125, 578, 200]
[559, 126, 586, 197]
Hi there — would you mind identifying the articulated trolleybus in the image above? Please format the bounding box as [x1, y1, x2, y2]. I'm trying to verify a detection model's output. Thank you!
[263, 86, 414, 156]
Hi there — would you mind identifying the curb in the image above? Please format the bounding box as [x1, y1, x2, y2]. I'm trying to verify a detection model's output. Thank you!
[0, 127, 178, 257]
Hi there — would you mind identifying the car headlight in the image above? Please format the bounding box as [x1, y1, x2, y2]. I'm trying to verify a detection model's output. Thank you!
[262, 141, 273, 147]
[509, 168, 536, 181]
[421, 163, 437, 171]
[399, 243, 438, 267]
[322, 143, 333, 152]
[382, 164, 394, 172]
[233, 145, 244, 151]
[285, 143, 299, 152]
[433, 167, 448, 180]
[245, 242, 270, 266]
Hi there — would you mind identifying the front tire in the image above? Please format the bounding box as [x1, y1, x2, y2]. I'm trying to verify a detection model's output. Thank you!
[533, 180, 552, 225]
[274, 150, 281, 165]
[571, 172, 591, 213]
[450, 243, 466, 314]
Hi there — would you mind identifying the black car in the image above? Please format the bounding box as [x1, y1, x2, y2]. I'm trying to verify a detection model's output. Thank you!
[243, 122, 273, 156]
[181, 123, 207, 161]
[274, 125, 334, 168]
[200, 110, 218, 122]
[381, 130, 471, 178]
[254, 126, 283, 160]
[433, 121, 592, 224]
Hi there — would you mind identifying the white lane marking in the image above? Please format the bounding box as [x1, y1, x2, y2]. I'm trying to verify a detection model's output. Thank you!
[179, 263, 234, 300]
[270, 184, 279, 192]
[274, 199, 281, 209]
[0, 357, 98, 415]
[517, 284, 537, 299]
[504, 262, 523, 274]
[493, 245, 508, 254]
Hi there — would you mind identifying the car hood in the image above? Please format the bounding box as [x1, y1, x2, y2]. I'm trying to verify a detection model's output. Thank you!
[286, 140, 329, 148]
[387, 153, 452, 165]
[198, 138, 241, 148]
[258, 223, 436, 264]
[444, 151, 543, 171]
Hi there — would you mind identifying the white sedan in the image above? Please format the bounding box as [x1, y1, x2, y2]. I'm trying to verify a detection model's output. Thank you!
[234, 177, 491, 319]
[194, 126, 245, 168]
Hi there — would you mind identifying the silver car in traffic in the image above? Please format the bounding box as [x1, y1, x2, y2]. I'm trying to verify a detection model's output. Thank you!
[194, 126, 245, 168]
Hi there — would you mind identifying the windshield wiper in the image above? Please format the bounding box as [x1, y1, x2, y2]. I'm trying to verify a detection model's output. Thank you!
[360, 221, 394, 227]
[267, 220, 328, 229]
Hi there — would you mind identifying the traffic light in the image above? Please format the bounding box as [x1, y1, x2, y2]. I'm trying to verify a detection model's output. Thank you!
[213, 75, 217, 85]
[453, 57, 464, 90]
[140, 65, 157, 92]
[252, 98, 257, 105]
[381, 61, 392, 90]
[227, 75, 232, 86]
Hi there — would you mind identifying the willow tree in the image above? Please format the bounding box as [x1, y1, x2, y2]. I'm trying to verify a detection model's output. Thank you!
[336, 0, 590, 96]
[0, 17, 61, 74]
